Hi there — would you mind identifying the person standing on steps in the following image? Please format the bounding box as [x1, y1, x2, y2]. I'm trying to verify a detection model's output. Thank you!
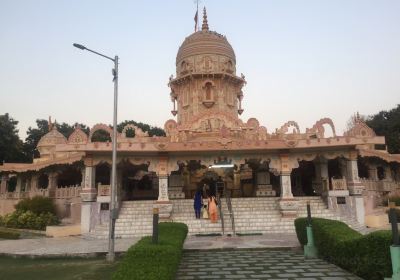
[208, 195, 218, 223]
[193, 187, 203, 219]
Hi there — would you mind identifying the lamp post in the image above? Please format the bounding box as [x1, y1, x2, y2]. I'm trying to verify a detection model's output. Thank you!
[73, 43, 118, 262]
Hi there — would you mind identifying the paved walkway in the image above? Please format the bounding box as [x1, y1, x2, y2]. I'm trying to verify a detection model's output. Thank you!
[0, 236, 139, 257]
[177, 249, 360, 280]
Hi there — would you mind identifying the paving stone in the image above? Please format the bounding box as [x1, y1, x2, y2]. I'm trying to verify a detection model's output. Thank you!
[176, 249, 360, 280]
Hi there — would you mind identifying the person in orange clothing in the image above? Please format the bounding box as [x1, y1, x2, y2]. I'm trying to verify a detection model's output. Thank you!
[208, 195, 218, 223]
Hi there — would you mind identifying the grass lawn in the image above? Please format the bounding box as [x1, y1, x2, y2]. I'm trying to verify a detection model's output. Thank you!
[0, 256, 119, 280]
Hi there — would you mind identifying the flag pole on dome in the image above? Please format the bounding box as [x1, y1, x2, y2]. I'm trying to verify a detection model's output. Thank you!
[194, 0, 199, 31]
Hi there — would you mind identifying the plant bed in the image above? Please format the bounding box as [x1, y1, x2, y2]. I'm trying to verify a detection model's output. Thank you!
[295, 217, 392, 280]
[0, 228, 20, 239]
[112, 222, 188, 280]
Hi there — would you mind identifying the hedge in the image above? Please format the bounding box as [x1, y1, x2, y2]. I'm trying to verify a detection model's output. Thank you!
[0, 210, 59, 230]
[15, 196, 57, 215]
[0, 228, 20, 239]
[112, 222, 188, 280]
[294, 218, 392, 280]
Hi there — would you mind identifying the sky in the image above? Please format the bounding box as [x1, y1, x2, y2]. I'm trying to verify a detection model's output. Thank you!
[1, 0, 399, 139]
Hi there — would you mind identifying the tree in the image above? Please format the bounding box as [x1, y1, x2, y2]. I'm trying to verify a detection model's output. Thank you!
[0, 114, 28, 163]
[117, 120, 165, 137]
[366, 104, 400, 154]
[24, 119, 89, 158]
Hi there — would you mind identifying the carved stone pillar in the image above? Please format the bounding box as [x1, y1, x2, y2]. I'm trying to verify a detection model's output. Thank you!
[153, 156, 173, 220]
[277, 154, 299, 217]
[346, 159, 364, 195]
[0, 175, 8, 194]
[158, 176, 169, 201]
[280, 172, 293, 199]
[81, 157, 98, 234]
[31, 174, 39, 191]
[81, 160, 97, 202]
[15, 176, 22, 193]
[314, 158, 328, 194]
[345, 155, 365, 225]
[47, 172, 58, 197]
[278, 171, 298, 217]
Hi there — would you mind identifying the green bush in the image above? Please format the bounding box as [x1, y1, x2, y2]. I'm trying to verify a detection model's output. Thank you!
[1, 210, 59, 230]
[15, 196, 57, 215]
[384, 195, 400, 206]
[112, 222, 188, 280]
[0, 228, 20, 239]
[294, 218, 392, 280]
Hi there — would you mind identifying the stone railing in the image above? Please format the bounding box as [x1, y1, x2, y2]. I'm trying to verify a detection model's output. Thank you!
[55, 185, 82, 199]
[0, 191, 30, 200]
[30, 189, 50, 198]
[361, 179, 400, 192]
[331, 178, 347, 190]
[98, 184, 111, 196]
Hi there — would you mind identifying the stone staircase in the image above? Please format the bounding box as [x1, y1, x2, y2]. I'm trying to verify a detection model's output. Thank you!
[89, 200, 154, 239]
[88, 196, 368, 239]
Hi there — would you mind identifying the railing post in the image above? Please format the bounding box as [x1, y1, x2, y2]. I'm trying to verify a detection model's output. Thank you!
[152, 208, 159, 244]
[304, 201, 318, 258]
[386, 203, 400, 280]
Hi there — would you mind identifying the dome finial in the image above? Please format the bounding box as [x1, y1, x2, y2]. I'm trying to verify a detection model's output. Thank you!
[202, 7, 209, 31]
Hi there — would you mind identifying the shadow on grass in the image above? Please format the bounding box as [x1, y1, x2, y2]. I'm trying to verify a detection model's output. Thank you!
[0, 256, 119, 280]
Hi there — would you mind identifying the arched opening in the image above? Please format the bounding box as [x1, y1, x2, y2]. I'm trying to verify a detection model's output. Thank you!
[124, 127, 135, 138]
[91, 130, 112, 142]
[7, 176, 17, 192]
[377, 166, 385, 180]
[95, 163, 111, 185]
[119, 161, 158, 201]
[357, 158, 369, 179]
[322, 124, 335, 138]
[38, 173, 49, 189]
[57, 166, 82, 187]
[291, 161, 316, 196]
[205, 82, 212, 100]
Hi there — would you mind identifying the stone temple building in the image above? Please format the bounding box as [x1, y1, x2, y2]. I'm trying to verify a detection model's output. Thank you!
[1, 8, 400, 237]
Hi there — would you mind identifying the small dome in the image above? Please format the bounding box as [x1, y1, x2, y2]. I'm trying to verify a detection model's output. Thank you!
[176, 30, 236, 66]
[38, 127, 67, 148]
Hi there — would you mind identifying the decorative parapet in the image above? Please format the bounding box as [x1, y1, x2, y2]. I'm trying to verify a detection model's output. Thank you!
[361, 179, 400, 192]
[55, 185, 82, 199]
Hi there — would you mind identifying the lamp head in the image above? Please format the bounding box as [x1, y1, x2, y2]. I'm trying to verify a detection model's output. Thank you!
[73, 43, 86, 50]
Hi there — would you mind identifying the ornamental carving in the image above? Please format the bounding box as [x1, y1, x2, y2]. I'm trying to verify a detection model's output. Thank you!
[68, 127, 88, 144]
[344, 118, 375, 138]
[277, 121, 300, 135]
[306, 118, 336, 138]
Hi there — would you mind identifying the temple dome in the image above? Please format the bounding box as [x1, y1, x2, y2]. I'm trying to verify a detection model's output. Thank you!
[176, 30, 236, 66]
[37, 127, 67, 148]
[176, 8, 236, 68]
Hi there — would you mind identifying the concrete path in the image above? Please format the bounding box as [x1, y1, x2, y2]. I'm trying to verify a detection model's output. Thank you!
[177, 249, 360, 279]
[0, 236, 139, 257]
[183, 233, 300, 250]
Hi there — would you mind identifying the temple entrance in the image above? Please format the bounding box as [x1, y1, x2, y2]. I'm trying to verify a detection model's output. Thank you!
[118, 161, 158, 201]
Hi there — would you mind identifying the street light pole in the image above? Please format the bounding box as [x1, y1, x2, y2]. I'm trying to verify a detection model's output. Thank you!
[73, 43, 118, 262]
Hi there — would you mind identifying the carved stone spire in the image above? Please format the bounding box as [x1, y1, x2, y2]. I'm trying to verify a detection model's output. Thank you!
[202, 7, 209, 31]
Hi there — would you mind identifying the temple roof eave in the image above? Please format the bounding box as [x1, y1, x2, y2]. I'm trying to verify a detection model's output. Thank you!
[0, 152, 85, 173]
[53, 135, 385, 154]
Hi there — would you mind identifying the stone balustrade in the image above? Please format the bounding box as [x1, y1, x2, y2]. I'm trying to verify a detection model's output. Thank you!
[30, 189, 50, 198]
[361, 179, 400, 192]
[55, 185, 82, 199]
[331, 178, 347, 190]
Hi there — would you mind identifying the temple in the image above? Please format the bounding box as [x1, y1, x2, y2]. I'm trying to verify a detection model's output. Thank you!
[1, 8, 400, 237]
